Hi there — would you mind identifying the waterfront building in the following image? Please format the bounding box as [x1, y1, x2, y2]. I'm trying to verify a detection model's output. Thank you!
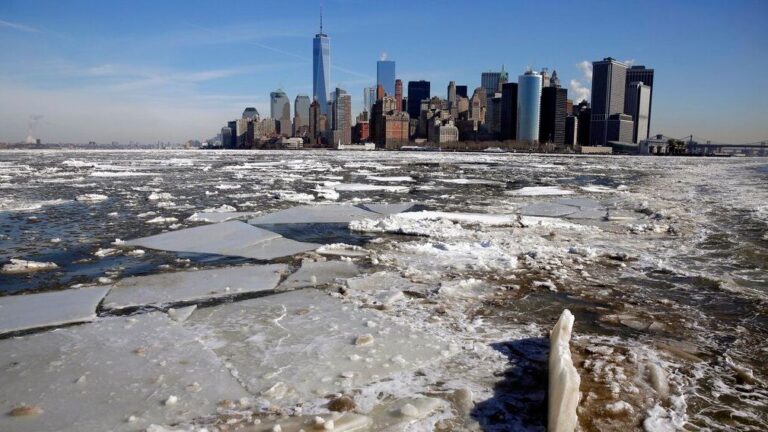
[395, 79, 403, 113]
[363, 87, 375, 113]
[221, 127, 232, 149]
[377, 59, 396, 96]
[624, 81, 651, 143]
[517, 70, 543, 144]
[407, 80, 430, 120]
[332, 88, 352, 145]
[501, 82, 518, 140]
[227, 120, 237, 148]
[590, 57, 630, 146]
[313, 12, 331, 115]
[481, 67, 508, 97]
[539, 86, 568, 145]
[565, 116, 578, 146]
[626, 65, 655, 139]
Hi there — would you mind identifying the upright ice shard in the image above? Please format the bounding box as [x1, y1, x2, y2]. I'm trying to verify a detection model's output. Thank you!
[548, 309, 581, 432]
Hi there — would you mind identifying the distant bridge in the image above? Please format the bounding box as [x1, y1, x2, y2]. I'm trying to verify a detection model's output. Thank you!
[672, 135, 768, 156]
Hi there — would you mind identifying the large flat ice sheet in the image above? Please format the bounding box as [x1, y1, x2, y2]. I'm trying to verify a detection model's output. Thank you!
[103, 264, 288, 310]
[0, 313, 249, 432]
[359, 202, 418, 215]
[0, 287, 109, 335]
[277, 260, 360, 291]
[184, 289, 455, 404]
[249, 204, 381, 225]
[124, 221, 319, 259]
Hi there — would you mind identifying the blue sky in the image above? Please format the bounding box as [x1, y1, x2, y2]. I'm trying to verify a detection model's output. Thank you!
[1, 0, 767, 144]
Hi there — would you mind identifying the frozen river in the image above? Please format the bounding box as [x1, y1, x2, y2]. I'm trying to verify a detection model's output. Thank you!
[0, 150, 766, 431]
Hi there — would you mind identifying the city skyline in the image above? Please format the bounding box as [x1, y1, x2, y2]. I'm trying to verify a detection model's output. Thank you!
[1, 0, 767, 144]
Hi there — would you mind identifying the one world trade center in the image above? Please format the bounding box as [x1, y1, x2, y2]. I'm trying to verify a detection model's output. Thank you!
[313, 10, 330, 115]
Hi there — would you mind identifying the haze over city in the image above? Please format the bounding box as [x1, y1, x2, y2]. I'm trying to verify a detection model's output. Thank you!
[1, 0, 767, 144]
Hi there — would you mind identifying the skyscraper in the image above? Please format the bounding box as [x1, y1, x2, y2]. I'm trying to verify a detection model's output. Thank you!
[242, 107, 260, 121]
[626, 65, 654, 139]
[624, 81, 651, 143]
[500, 82, 518, 140]
[313, 10, 330, 115]
[539, 86, 568, 145]
[270, 89, 290, 135]
[590, 57, 629, 145]
[455, 85, 468, 99]
[407, 80, 430, 120]
[363, 87, 375, 113]
[395, 79, 403, 113]
[294, 94, 311, 133]
[377, 59, 396, 96]
[332, 88, 351, 145]
[481, 66, 508, 97]
[517, 70, 542, 144]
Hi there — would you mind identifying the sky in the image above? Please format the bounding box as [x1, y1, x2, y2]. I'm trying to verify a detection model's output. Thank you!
[1, 0, 767, 144]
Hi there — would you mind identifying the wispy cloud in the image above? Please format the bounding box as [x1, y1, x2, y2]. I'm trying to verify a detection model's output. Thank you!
[0, 18, 39, 33]
[569, 61, 592, 103]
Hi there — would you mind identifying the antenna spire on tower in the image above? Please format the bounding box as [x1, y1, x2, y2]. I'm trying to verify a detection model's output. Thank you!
[320, 4, 323, 33]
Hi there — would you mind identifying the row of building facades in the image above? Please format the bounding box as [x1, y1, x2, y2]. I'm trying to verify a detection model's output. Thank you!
[216, 16, 653, 151]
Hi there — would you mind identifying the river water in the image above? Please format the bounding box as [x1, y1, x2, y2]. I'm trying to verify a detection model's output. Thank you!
[0, 150, 766, 431]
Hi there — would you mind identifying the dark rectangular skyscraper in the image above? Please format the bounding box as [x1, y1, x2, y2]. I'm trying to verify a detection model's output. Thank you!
[455, 85, 468, 99]
[500, 82, 518, 140]
[539, 87, 568, 145]
[590, 57, 629, 145]
[626, 65, 654, 139]
[407, 80, 430, 120]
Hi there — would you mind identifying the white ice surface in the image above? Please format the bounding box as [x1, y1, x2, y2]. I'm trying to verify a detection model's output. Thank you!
[332, 183, 410, 193]
[358, 202, 418, 215]
[1, 258, 58, 274]
[102, 264, 288, 310]
[249, 204, 382, 225]
[0, 287, 109, 335]
[186, 211, 258, 223]
[548, 309, 581, 432]
[0, 313, 249, 432]
[124, 221, 319, 259]
[519, 203, 580, 217]
[277, 260, 360, 291]
[184, 289, 455, 405]
[509, 186, 574, 196]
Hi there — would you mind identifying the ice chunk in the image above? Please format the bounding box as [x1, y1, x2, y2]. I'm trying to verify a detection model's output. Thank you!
[519, 203, 579, 217]
[167, 305, 197, 323]
[554, 198, 606, 210]
[277, 261, 360, 291]
[332, 183, 410, 193]
[358, 202, 418, 215]
[1, 258, 58, 274]
[0, 287, 109, 335]
[509, 186, 574, 196]
[75, 193, 109, 202]
[369, 397, 447, 430]
[0, 313, 249, 432]
[249, 204, 381, 225]
[124, 221, 319, 260]
[366, 176, 415, 182]
[187, 212, 258, 223]
[184, 289, 455, 403]
[249, 412, 372, 432]
[102, 265, 287, 310]
[548, 309, 581, 432]
[316, 243, 369, 258]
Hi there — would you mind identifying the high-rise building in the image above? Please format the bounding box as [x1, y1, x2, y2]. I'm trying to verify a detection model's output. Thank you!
[500, 82, 518, 141]
[576, 107, 591, 146]
[590, 57, 629, 145]
[309, 99, 324, 146]
[455, 85, 468, 99]
[626, 65, 654, 139]
[242, 107, 260, 121]
[550, 70, 561, 88]
[270, 89, 289, 119]
[539, 86, 568, 145]
[447, 81, 457, 106]
[363, 87, 375, 113]
[624, 81, 651, 143]
[481, 66, 508, 97]
[394, 79, 403, 113]
[227, 120, 237, 148]
[294, 95, 310, 132]
[332, 88, 351, 145]
[517, 70, 542, 144]
[221, 127, 232, 149]
[377, 59, 396, 96]
[469, 87, 486, 124]
[540, 68, 550, 88]
[407, 80, 430, 120]
[565, 116, 578, 146]
[313, 11, 330, 115]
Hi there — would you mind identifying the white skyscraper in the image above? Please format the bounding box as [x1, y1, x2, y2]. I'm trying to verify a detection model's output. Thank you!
[517, 70, 542, 144]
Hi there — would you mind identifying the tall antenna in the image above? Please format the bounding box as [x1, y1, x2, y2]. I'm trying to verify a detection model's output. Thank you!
[320, 3, 323, 33]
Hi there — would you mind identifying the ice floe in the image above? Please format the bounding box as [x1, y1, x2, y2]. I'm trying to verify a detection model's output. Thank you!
[0, 313, 249, 432]
[184, 289, 457, 404]
[277, 260, 360, 291]
[1, 258, 58, 274]
[332, 183, 410, 193]
[249, 204, 382, 225]
[0, 287, 109, 335]
[509, 186, 574, 196]
[548, 309, 580, 432]
[124, 221, 319, 260]
[102, 264, 287, 310]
